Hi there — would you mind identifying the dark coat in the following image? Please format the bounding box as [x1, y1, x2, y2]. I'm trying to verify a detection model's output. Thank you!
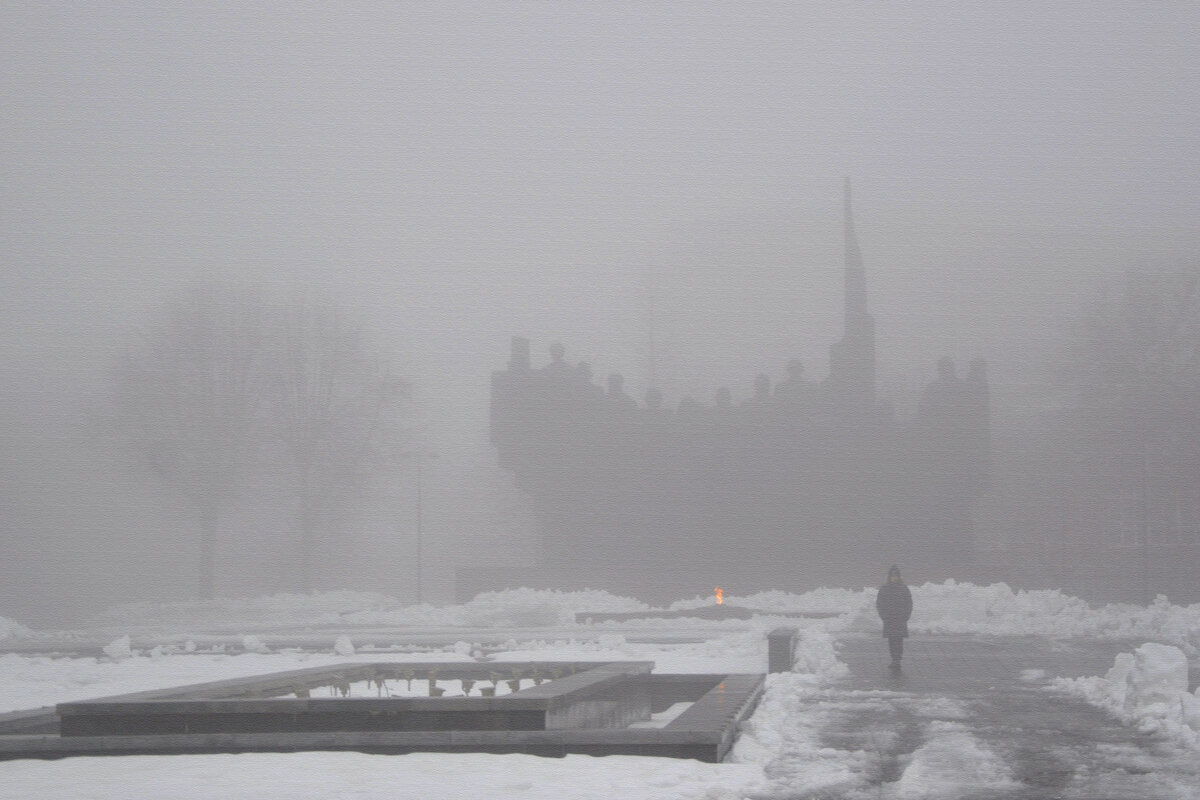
[876, 581, 913, 638]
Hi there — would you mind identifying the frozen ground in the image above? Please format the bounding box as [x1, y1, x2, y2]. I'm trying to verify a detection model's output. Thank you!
[1, 582, 1199, 799]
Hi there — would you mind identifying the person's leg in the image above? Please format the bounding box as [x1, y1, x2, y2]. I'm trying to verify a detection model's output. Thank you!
[887, 636, 903, 664]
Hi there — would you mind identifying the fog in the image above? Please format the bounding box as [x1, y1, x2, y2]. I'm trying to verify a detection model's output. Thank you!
[3, 3, 1199, 624]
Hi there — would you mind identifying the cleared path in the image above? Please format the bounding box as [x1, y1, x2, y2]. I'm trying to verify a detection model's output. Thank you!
[768, 634, 1200, 799]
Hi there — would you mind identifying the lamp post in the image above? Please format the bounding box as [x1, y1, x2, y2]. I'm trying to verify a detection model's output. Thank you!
[404, 451, 437, 604]
[1141, 437, 1150, 606]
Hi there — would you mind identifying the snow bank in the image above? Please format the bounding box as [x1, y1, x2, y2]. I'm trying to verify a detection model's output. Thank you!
[789, 630, 850, 682]
[102, 588, 651, 630]
[843, 582, 1200, 648]
[671, 582, 1200, 646]
[103, 591, 403, 627]
[671, 582, 1200, 648]
[1054, 642, 1200, 750]
[729, 630, 851, 762]
[90, 583, 1200, 651]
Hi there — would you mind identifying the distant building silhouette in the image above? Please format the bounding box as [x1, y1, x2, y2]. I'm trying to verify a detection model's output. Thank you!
[474, 182, 990, 602]
[605, 373, 638, 412]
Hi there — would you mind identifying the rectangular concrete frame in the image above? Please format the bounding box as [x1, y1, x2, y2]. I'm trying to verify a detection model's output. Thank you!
[57, 661, 655, 736]
[0, 663, 764, 763]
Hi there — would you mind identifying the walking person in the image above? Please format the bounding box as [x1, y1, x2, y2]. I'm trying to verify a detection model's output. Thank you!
[876, 565, 913, 671]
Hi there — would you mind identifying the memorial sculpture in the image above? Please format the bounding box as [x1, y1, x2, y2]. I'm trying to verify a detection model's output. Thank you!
[476, 182, 990, 601]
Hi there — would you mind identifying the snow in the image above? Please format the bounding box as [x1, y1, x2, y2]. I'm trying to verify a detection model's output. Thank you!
[0, 752, 765, 800]
[95, 587, 653, 630]
[0, 650, 476, 715]
[240, 635, 270, 654]
[728, 671, 862, 794]
[14, 582, 1200, 648]
[0, 617, 33, 641]
[0, 582, 1198, 798]
[1054, 642, 1200, 749]
[893, 721, 1018, 798]
[100, 636, 131, 662]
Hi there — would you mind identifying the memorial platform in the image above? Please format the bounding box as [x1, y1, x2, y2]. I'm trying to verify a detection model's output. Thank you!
[0, 660, 764, 763]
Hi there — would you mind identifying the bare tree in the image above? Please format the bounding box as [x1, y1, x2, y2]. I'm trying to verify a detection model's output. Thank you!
[1063, 269, 1200, 410]
[112, 285, 410, 598]
[267, 299, 410, 593]
[113, 284, 272, 599]
[1060, 268, 1200, 568]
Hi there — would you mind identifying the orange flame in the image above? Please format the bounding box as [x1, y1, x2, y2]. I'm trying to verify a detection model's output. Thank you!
[714, 587, 724, 605]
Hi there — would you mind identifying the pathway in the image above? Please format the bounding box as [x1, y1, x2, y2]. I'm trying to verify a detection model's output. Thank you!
[761, 634, 1200, 799]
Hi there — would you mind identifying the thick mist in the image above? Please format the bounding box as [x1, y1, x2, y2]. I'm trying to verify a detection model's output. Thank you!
[3, 3, 1198, 624]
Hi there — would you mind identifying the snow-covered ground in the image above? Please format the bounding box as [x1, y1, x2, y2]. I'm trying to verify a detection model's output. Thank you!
[1, 582, 1199, 799]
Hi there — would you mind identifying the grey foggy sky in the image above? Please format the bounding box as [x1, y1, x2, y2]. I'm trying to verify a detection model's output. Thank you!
[5, 4, 1198, 398]
[2, 3, 1199, 616]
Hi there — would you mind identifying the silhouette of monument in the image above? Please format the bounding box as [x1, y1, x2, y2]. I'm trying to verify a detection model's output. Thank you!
[827, 178, 876, 413]
[473, 182, 990, 602]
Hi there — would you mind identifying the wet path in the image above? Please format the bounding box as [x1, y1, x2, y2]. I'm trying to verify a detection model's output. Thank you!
[767, 634, 1200, 799]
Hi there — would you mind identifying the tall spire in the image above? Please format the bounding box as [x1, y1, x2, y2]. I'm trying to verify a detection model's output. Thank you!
[828, 177, 876, 407]
[843, 177, 867, 323]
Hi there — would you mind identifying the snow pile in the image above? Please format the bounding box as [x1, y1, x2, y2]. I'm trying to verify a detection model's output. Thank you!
[1054, 642, 1200, 749]
[729, 630, 860, 796]
[0, 616, 34, 641]
[895, 721, 1019, 798]
[1083, 595, 1200, 649]
[789, 630, 850, 682]
[720, 676, 864, 796]
[897, 581, 1095, 636]
[240, 635, 270, 654]
[102, 635, 132, 661]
